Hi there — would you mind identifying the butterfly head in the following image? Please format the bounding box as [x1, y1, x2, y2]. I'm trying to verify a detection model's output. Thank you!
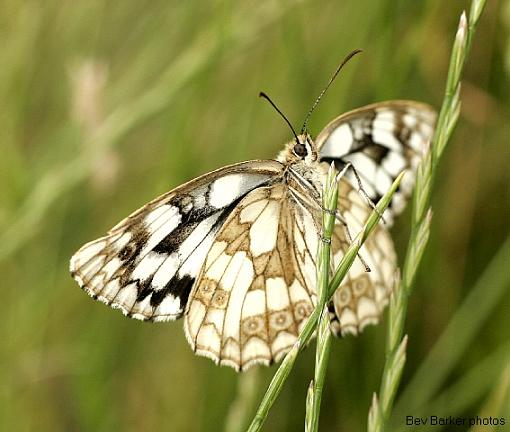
[278, 133, 318, 165]
[293, 133, 317, 162]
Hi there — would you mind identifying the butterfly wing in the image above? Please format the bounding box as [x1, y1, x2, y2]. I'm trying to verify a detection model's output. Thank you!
[70, 160, 283, 322]
[184, 182, 320, 371]
[317, 101, 435, 335]
[315, 101, 436, 224]
[328, 178, 397, 336]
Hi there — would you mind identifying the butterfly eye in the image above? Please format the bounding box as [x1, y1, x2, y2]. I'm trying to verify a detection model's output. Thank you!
[293, 142, 307, 158]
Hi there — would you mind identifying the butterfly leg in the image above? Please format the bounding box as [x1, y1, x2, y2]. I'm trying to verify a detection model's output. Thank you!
[340, 161, 387, 225]
[340, 222, 371, 272]
[325, 162, 372, 272]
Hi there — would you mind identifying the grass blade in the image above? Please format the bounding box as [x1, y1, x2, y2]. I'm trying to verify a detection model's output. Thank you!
[369, 1, 487, 430]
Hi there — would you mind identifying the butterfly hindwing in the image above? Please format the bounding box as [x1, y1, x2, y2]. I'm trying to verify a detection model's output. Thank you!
[318, 101, 435, 334]
[315, 101, 436, 224]
[329, 178, 397, 336]
[184, 183, 320, 371]
[70, 161, 283, 322]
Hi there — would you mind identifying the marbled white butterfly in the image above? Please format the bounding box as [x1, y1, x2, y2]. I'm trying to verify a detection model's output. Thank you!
[70, 60, 435, 371]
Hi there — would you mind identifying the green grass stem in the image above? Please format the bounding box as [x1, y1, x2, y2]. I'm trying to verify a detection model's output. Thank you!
[305, 164, 338, 432]
[394, 233, 510, 423]
[368, 1, 487, 430]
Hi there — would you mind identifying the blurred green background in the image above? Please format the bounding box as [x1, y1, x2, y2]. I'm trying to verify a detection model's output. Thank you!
[1, 0, 509, 431]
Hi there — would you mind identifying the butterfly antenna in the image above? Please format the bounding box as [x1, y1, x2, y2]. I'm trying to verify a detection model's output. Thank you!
[301, 49, 363, 134]
[259, 91, 300, 143]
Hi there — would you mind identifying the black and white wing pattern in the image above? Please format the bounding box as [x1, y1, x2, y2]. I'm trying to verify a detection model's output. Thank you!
[317, 101, 436, 336]
[70, 161, 283, 322]
[316, 101, 436, 225]
[185, 183, 320, 371]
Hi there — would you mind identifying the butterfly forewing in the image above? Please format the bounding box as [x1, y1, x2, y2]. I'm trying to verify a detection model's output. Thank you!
[315, 101, 436, 224]
[184, 183, 320, 371]
[70, 161, 283, 322]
